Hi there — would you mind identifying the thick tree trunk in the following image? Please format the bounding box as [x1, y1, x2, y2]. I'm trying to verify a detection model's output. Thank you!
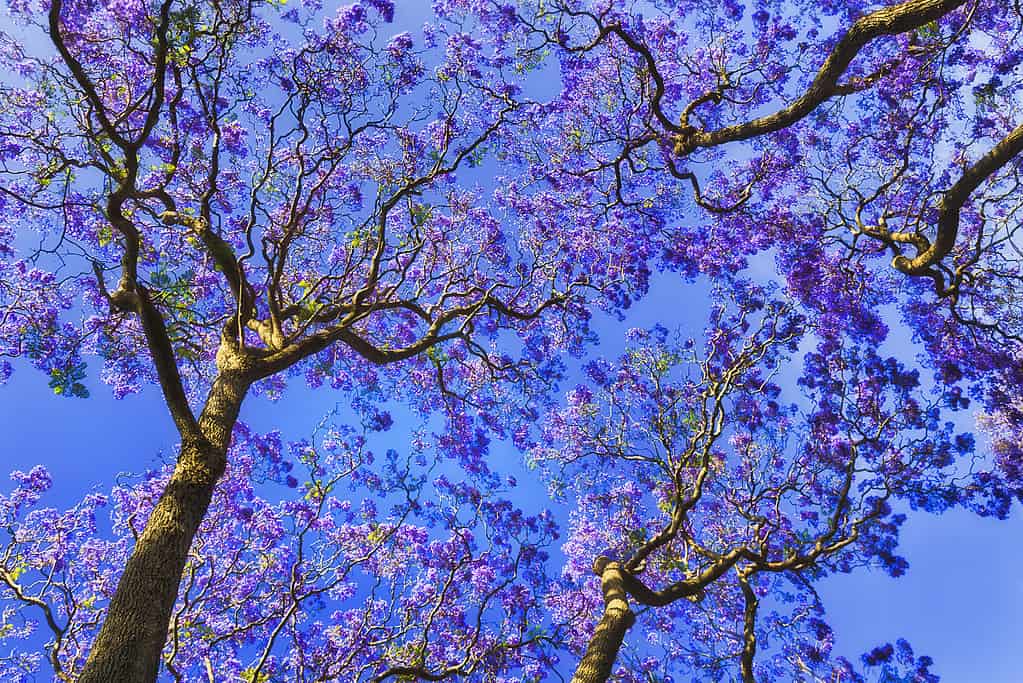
[79, 373, 248, 682]
[571, 558, 636, 683]
[739, 573, 758, 683]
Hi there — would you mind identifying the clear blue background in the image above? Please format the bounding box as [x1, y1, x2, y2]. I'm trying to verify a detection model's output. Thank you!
[1, 0, 1020, 678]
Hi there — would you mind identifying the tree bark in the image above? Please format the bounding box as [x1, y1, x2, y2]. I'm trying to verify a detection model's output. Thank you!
[79, 372, 249, 682]
[571, 558, 636, 683]
[738, 573, 758, 683]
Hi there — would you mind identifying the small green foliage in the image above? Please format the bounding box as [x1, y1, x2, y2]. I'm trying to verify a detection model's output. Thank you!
[410, 203, 433, 226]
[49, 363, 90, 398]
[915, 20, 940, 40]
[240, 667, 270, 683]
[627, 527, 648, 548]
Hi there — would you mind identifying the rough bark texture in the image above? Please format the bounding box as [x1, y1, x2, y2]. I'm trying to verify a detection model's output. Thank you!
[571, 558, 636, 683]
[739, 573, 758, 683]
[79, 372, 249, 682]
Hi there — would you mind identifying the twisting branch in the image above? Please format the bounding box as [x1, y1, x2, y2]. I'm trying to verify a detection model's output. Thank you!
[672, 0, 970, 154]
[892, 122, 1023, 292]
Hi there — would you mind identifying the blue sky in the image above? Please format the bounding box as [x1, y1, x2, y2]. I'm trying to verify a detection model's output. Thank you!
[2, 0, 1021, 679]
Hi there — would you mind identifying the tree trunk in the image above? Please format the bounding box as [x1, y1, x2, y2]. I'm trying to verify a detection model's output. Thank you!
[571, 558, 636, 683]
[738, 573, 758, 683]
[79, 373, 248, 682]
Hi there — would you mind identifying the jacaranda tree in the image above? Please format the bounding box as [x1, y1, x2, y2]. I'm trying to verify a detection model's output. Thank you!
[2, 0, 1022, 680]
[498, 0, 1023, 506]
[0, 0, 656, 678]
[535, 284, 970, 682]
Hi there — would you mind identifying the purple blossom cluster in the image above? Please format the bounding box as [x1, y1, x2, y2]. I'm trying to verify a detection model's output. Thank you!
[0, 423, 560, 681]
[533, 283, 981, 680]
